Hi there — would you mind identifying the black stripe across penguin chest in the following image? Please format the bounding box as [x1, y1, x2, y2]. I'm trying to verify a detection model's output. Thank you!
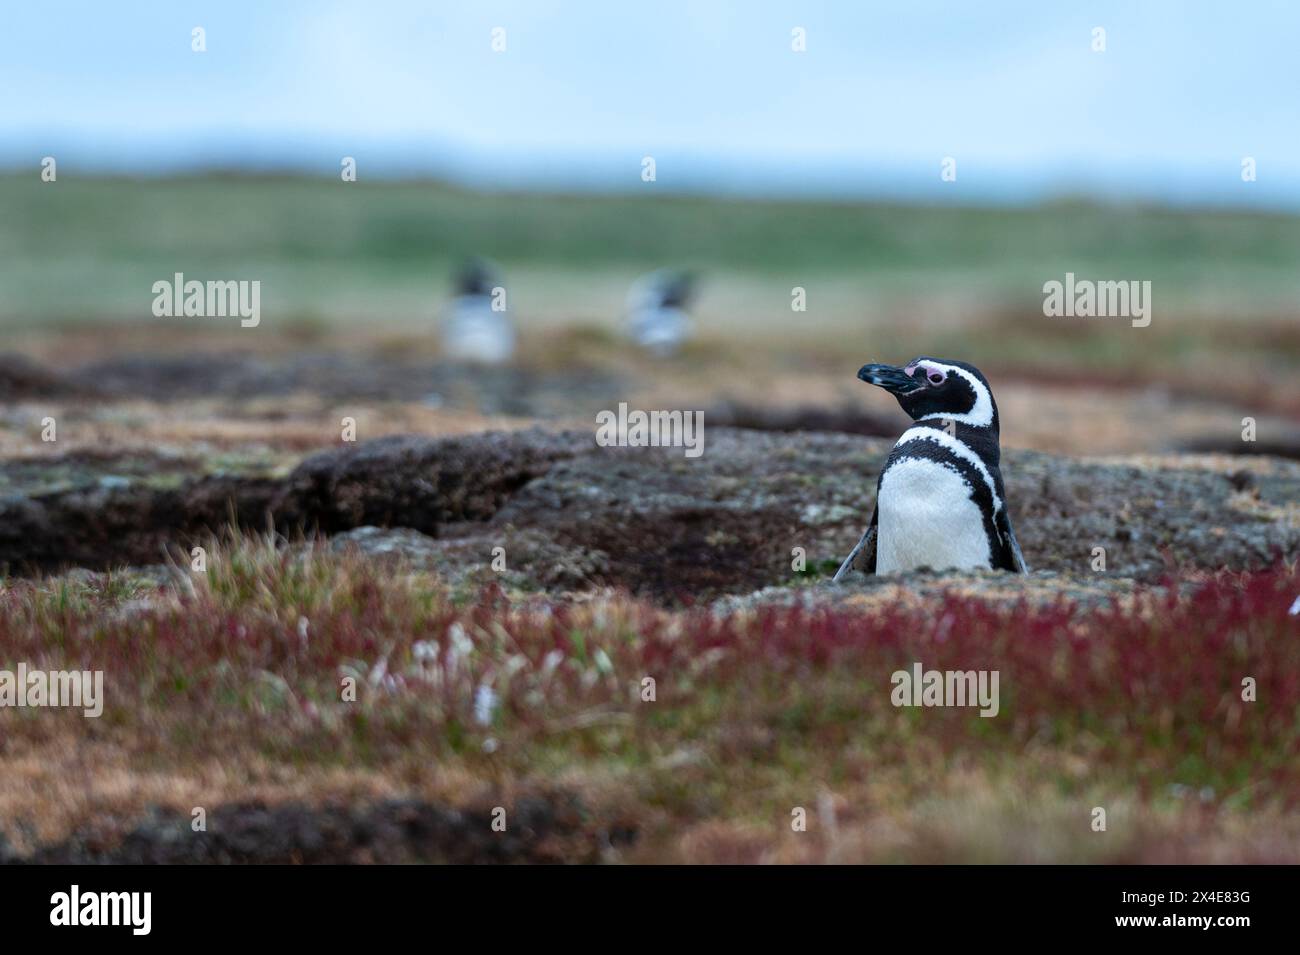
[874, 423, 1003, 574]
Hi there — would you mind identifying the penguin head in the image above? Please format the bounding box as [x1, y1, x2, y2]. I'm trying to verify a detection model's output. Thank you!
[627, 268, 697, 312]
[453, 257, 500, 298]
[858, 357, 999, 429]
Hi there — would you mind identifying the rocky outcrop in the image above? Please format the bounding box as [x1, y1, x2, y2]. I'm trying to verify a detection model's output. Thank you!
[3, 795, 623, 865]
[0, 428, 1296, 600]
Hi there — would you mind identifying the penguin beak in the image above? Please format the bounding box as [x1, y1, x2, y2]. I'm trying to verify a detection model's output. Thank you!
[858, 363, 921, 396]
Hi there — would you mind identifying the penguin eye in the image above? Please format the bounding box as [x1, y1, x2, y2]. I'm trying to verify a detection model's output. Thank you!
[927, 371, 945, 385]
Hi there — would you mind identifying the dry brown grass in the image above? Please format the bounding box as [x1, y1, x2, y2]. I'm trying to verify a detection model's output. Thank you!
[1, 532, 1296, 862]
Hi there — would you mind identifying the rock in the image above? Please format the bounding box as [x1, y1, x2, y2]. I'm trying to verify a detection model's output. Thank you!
[329, 525, 609, 594]
[8, 795, 603, 864]
[704, 399, 900, 437]
[711, 568, 1193, 616]
[0, 428, 1296, 601]
[0, 352, 93, 400]
[330, 525, 445, 563]
[71, 352, 625, 414]
[277, 429, 578, 534]
[1179, 431, 1300, 461]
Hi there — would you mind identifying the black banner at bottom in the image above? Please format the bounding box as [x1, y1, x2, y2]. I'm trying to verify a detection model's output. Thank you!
[0, 864, 1286, 941]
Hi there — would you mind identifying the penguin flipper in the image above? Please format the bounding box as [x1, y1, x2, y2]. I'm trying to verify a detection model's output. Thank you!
[995, 508, 1029, 574]
[832, 509, 878, 582]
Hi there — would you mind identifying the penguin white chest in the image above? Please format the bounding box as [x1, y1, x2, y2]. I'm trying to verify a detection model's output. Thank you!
[442, 298, 515, 364]
[875, 457, 991, 573]
[628, 305, 692, 356]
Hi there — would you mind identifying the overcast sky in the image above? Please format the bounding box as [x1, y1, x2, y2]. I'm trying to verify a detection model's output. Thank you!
[2, 0, 1297, 205]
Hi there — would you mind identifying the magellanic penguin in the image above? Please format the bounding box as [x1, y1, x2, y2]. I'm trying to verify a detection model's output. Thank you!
[833, 357, 1028, 579]
[625, 269, 697, 357]
[441, 258, 516, 364]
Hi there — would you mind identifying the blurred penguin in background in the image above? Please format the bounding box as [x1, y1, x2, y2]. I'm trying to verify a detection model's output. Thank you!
[625, 268, 697, 357]
[441, 258, 516, 364]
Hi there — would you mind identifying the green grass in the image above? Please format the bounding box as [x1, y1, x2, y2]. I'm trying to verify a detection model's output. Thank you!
[4, 174, 1300, 328]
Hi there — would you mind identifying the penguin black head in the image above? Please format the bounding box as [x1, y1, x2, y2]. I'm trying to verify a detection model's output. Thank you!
[857, 357, 999, 430]
[629, 268, 697, 311]
[454, 258, 499, 297]
[655, 270, 697, 309]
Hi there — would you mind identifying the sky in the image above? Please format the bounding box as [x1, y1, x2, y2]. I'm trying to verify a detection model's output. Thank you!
[2, 0, 1298, 206]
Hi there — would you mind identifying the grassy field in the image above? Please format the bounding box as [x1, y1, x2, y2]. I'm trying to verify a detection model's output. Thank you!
[5, 174, 1300, 329]
[3, 531, 1297, 862]
[3, 173, 1299, 423]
